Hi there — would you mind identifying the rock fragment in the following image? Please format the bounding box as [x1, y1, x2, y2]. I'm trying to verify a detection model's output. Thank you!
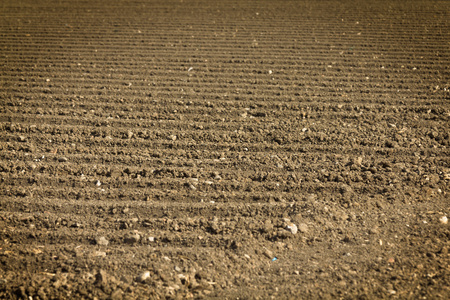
[96, 236, 109, 246]
[135, 271, 150, 282]
[286, 223, 298, 234]
[262, 219, 273, 233]
[93, 251, 106, 257]
[263, 249, 273, 259]
[298, 223, 308, 233]
[124, 232, 141, 244]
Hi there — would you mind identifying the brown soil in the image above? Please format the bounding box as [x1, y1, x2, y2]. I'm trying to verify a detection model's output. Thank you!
[1, 0, 449, 299]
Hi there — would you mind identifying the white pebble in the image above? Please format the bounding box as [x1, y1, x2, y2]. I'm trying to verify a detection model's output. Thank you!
[136, 271, 150, 282]
[286, 223, 298, 234]
[439, 216, 448, 224]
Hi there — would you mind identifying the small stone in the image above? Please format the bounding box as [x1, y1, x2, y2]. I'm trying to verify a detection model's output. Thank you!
[148, 237, 155, 242]
[124, 232, 141, 244]
[439, 216, 448, 224]
[94, 251, 106, 257]
[277, 229, 290, 239]
[339, 184, 353, 194]
[127, 131, 133, 139]
[95, 180, 101, 186]
[298, 223, 308, 233]
[58, 157, 68, 162]
[263, 249, 273, 259]
[96, 236, 109, 246]
[18, 136, 27, 142]
[187, 183, 197, 190]
[168, 134, 177, 141]
[262, 220, 273, 233]
[337, 280, 347, 287]
[136, 271, 150, 282]
[286, 223, 298, 234]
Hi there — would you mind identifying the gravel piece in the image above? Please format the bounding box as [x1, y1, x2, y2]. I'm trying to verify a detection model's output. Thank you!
[96, 236, 109, 246]
[135, 271, 150, 282]
[298, 223, 308, 233]
[286, 223, 298, 234]
[263, 249, 273, 259]
[124, 232, 141, 244]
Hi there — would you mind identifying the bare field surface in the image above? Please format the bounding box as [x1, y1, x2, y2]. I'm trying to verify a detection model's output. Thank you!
[0, 0, 449, 299]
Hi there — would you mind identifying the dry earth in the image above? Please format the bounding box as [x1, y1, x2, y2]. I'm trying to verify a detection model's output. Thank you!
[0, 0, 449, 299]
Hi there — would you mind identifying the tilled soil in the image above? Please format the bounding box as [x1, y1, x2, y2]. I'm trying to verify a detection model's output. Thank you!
[0, 0, 449, 299]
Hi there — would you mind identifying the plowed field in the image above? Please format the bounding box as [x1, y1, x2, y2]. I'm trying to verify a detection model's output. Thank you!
[1, 0, 449, 299]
